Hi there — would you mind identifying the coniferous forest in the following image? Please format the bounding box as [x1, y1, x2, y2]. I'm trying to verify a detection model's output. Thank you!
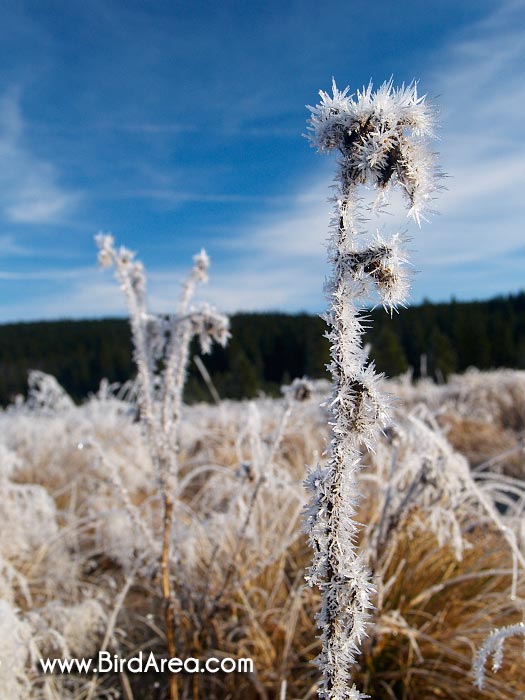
[1, 291, 524, 405]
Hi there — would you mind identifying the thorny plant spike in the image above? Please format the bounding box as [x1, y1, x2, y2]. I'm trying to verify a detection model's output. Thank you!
[95, 234, 230, 700]
[303, 79, 441, 700]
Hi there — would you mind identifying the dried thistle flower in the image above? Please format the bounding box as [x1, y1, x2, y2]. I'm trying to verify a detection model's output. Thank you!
[306, 78, 441, 225]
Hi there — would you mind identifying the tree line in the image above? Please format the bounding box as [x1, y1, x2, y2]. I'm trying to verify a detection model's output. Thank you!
[1, 292, 524, 405]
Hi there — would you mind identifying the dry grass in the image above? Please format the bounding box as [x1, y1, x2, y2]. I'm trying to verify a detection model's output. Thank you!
[358, 525, 524, 699]
[1, 371, 525, 699]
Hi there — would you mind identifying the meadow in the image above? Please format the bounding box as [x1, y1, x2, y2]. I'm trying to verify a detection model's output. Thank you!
[1, 365, 525, 699]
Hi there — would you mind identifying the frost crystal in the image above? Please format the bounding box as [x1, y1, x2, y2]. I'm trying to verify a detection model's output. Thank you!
[473, 623, 525, 689]
[95, 233, 230, 489]
[304, 79, 441, 700]
[306, 78, 441, 224]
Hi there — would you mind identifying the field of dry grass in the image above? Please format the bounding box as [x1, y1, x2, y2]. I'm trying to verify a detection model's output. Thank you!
[1, 369, 525, 699]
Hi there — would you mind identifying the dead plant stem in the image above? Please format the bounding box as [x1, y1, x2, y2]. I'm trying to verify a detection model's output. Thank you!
[161, 491, 179, 700]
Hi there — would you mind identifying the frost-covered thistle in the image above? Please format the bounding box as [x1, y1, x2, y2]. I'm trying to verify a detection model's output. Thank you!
[304, 79, 440, 700]
[95, 234, 229, 700]
[95, 233, 230, 489]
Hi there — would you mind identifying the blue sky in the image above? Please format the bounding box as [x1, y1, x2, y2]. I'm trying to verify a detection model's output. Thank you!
[0, 0, 524, 321]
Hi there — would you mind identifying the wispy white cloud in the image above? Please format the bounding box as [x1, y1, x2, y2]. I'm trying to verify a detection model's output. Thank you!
[148, 256, 324, 313]
[215, 177, 331, 260]
[0, 90, 81, 225]
[0, 266, 94, 281]
[0, 267, 126, 321]
[119, 123, 295, 138]
[0, 252, 321, 321]
[120, 123, 198, 135]
[128, 189, 301, 206]
[0, 234, 35, 256]
[408, 2, 525, 294]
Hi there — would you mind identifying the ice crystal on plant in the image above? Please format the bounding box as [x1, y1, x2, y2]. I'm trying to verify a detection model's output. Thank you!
[95, 232, 230, 489]
[304, 78, 441, 700]
[306, 78, 441, 224]
[473, 623, 525, 689]
[25, 370, 75, 415]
